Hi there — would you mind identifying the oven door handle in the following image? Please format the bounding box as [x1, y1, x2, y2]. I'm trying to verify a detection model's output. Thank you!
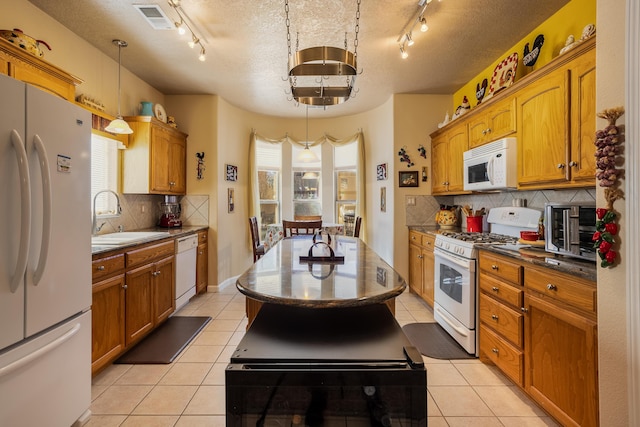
[434, 247, 474, 271]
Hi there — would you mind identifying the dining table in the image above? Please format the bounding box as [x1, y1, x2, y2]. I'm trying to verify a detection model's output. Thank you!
[263, 222, 344, 251]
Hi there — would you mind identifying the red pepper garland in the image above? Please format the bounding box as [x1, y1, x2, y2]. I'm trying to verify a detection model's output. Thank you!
[592, 107, 624, 268]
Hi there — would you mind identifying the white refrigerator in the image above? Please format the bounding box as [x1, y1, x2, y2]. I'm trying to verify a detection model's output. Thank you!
[0, 74, 92, 426]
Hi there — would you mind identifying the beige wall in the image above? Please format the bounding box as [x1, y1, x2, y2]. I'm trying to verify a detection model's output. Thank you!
[393, 95, 450, 279]
[595, 0, 629, 423]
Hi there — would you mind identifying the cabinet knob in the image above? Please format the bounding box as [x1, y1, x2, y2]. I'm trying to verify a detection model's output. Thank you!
[169, 181, 176, 186]
[97, 265, 105, 271]
[412, 236, 416, 240]
[569, 161, 578, 167]
[491, 264, 498, 270]
[123, 284, 128, 290]
[486, 128, 492, 134]
[521, 307, 528, 313]
[491, 286, 499, 292]
[153, 271, 161, 276]
[418, 255, 423, 259]
[492, 348, 499, 354]
[426, 241, 431, 246]
[198, 251, 203, 255]
[491, 314, 499, 321]
[557, 163, 566, 169]
[546, 283, 557, 291]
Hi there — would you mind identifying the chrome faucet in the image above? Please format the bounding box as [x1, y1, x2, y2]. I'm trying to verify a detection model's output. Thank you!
[92, 190, 123, 236]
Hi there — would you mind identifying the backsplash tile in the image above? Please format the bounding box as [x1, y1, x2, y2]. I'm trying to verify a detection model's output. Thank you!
[406, 188, 596, 227]
[95, 194, 209, 234]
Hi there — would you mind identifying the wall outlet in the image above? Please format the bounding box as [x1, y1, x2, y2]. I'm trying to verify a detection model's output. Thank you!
[407, 196, 416, 206]
[141, 205, 146, 213]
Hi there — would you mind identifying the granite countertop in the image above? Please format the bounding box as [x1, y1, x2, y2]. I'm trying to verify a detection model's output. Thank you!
[479, 245, 597, 282]
[236, 235, 406, 308]
[408, 225, 459, 236]
[91, 226, 208, 256]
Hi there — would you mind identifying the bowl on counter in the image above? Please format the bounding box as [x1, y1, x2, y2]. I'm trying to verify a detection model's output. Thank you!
[520, 231, 540, 241]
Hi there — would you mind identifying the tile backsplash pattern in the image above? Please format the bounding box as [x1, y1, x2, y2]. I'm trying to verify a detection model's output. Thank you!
[96, 194, 209, 234]
[406, 188, 596, 228]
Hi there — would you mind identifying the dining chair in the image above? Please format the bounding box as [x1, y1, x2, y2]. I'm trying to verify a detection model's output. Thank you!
[353, 216, 362, 238]
[282, 219, 322, 237]
[294, 215, 322, 221]
[249, 216, 265, 262]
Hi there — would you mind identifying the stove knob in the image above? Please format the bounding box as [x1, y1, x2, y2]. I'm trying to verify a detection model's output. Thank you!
[445, 243, 450, 250]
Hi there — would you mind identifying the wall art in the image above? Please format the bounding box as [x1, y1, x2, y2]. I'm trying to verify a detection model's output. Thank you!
[228, 188, 235, 213]
[226, 164, 238, 182]
[376, 163, 387, 180]
[399, 171, 418, 187]
[380, 187, 386, 212]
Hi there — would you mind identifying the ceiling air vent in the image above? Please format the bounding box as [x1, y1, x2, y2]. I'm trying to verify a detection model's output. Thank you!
[133, 4, 174, 30]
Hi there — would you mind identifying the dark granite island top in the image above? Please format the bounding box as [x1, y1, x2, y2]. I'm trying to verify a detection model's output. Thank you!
[236, 236, 406, 324]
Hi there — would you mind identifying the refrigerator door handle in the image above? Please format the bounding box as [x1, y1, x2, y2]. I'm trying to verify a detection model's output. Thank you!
[9, 130, 31, 293]
[32, 134, 52, 286]
[0, 322, 81, 379]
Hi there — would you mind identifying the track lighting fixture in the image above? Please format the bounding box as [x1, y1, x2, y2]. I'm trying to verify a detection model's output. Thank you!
[167, 0, 207, 62]
[397, 0, 440, 58]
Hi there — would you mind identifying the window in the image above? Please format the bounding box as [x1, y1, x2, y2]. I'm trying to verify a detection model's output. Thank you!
[91, 134, 120, 215]
[256, 142, 282, 237]
[292, 144, 322, 219]
[334, 143, 357, 227]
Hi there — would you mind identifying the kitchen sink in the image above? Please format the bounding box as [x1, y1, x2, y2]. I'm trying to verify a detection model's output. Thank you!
[91, 231, 171, 246]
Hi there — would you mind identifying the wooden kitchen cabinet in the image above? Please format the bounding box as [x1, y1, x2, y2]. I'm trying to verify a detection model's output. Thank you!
[408, 230, 435, 307]
[517, 39, 596, 189]
[122, 116, 188, 195]
[196, 230, 209, 294]
[0, 38, 82, 101]
[524, 265, 598, 427]
[91, 238, 176, 375]
[431, 125, 469, 195]
[91, 253, 125, 375]
[467, 97, 516, 148]
[478, 251, 525, 386]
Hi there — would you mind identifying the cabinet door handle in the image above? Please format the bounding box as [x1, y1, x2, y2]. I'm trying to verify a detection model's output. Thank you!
[491, 314, 499, 321]
[491, 264, 498, 270]
[153, 271, 161, 276]
[97, 265, 105, 271]
[569, 161, 578, 167]
[492, 348, 499, 354]
[417, 255, 423, 259]
[557, 163, 566, 169]
[198, 251, 203, 255]
[169, 181, 176, 186]
[123, 284, 128, 290]
[491, 286, 499, 292]
[521, 307, 528, 313]
[546, 283, 557, 291]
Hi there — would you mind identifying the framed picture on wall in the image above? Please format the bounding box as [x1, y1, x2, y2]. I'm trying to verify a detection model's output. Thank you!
[376, 163, 387, 181]
[380, 187, 386, 212]
[228, 188, 235, 213]
[399, 171, 419, 187]
[226, 164, 238, 182]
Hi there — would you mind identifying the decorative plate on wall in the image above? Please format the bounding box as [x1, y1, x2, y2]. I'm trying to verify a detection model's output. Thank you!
[154, 103, 167, 123]
[487, 52, 518, 98]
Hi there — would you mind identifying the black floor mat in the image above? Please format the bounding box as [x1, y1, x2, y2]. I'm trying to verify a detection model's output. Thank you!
[401, 322, 476, 360]
[115, 316, 211, 364]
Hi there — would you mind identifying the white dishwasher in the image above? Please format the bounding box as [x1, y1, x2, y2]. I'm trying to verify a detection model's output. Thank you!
[175, 234, 198, 310]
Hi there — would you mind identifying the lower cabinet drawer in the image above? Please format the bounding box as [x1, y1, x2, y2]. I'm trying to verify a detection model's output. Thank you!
[480, 324, 524, 386]
[525, 266, 596, 314]
[479, 293, 523, 347]
[479, 273, 523, 307]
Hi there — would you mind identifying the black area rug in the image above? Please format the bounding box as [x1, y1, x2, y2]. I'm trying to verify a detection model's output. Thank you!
[115, 316, 211, 364]
[402, 322, 476, 360]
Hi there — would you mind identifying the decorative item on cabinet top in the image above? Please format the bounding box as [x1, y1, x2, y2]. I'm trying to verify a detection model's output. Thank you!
[522, 34, 544, 67]
[0, 28, 51, 57]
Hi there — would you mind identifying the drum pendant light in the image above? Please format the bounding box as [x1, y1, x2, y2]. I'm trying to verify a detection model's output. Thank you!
[105, 39, 133, 135]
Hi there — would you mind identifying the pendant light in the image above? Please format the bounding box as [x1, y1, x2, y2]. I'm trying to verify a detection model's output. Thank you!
[297, 106, 319, 162]
[105, 39, 133, 135]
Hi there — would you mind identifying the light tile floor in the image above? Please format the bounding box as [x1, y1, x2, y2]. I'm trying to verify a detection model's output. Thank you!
[88, 286, 559, 426]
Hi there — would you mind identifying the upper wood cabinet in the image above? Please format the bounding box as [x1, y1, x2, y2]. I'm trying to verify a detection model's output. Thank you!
[122, 116, 188, 195]
[431, 125, 469, 195]
[468, 97, 516, 148]
[0, 37, 82, 101]
[517, 40, 596, 189]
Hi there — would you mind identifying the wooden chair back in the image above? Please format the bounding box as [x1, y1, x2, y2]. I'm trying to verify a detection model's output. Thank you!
[353, 216, 362, 238]
[249, 216, 265, 262]
[294, 215, 322, 221]
[282, 219, 322, 237]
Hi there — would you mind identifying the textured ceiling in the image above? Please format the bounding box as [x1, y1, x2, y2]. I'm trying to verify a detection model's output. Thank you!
[28, 0, 569, 118]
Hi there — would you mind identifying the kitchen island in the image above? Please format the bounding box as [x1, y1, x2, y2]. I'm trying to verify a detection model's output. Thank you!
[228, 235, 426, 426]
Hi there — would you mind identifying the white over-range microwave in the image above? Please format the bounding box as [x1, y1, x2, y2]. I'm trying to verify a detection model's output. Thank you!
[463, 137, 517, 191]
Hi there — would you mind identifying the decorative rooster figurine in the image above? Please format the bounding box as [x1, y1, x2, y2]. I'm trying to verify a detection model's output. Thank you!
[523, 34, 545, 67]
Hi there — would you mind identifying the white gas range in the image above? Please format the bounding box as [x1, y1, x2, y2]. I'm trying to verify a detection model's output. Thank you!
[433, 207, 542, 356]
